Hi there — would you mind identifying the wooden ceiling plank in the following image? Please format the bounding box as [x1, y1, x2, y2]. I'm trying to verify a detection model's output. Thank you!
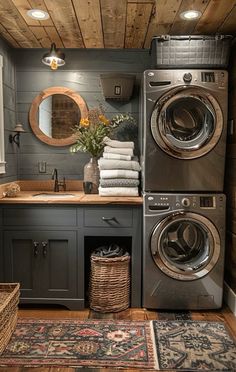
[170, 0, 210, 35]
[0, 0, 41, 47]
[0, 0, 235, 49]
[0, 22, 20, 47]
[219, 4, 236, 34]
[28, 0, 53, 26]
[128, 0, 154, 2]
[194, 0, 236, 34]
[44, 26, 64, 48]
[11, 0, 40, 26]
[125, 2, 153, 48]
[144, 0, 181, 48]
[7, 29, 36, 47]
[44, 0, 84, 48]
[72, 0, 103, 48]
[100, 0, 127, 48]
[29, 25, 51, 47]
[155, 0, 182, 24]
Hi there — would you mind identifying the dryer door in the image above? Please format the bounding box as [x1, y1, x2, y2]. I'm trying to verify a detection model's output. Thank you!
[151, 86, 223, 159]
[151, 212, 220, 281]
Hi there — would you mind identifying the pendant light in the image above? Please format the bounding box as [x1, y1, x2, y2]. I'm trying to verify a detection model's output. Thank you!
[42, 43, 65, 70]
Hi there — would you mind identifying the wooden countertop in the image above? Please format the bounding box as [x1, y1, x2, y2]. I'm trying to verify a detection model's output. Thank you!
[0, 191, 142, 205]
[0, 180, 142, 205]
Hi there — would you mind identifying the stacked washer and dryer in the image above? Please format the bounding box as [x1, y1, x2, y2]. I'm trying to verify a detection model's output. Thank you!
[141, 68, 228, 310]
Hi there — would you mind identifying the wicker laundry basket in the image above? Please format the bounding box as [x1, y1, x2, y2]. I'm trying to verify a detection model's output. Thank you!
[89, 254, 130, 313]
[0, 283, 20, 354]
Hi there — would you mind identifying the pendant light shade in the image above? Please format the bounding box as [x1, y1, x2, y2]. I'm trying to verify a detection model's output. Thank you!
[42, 43, 65, 70]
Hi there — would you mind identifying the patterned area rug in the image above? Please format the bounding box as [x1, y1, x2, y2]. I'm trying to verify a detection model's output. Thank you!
[0, 318, 155, 369]
[153, 320, 236, 371]
[0, 318, 235, 370]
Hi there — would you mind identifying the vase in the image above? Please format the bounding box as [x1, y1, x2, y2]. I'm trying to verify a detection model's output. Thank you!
[83, 157, 100, 194]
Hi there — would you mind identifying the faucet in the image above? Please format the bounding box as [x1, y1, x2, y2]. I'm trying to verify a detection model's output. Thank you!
[52, 168, 66, 192]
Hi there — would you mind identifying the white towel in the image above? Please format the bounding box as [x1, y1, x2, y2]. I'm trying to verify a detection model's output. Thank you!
[100, 169, 139, 179]
[98, 158, 141, 171]
[103, 136, 134, 149]
[104, 146, 133, 156]
[103, 153, 132, 161]
[99, 186, 139, 196]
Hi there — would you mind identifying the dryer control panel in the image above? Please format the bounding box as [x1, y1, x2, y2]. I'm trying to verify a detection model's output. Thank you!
[178, 70, 227, 88]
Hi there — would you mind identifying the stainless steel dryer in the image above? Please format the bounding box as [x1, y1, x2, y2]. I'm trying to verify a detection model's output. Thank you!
[143, 193, 225, 309]
[141, 69, 228, 192]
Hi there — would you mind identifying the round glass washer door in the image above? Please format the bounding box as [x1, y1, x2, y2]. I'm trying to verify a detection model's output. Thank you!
[151, 86, 223, 159]
[151, 212, 220, 281]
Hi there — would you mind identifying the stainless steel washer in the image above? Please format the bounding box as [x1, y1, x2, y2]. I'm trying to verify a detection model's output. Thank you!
[143, 193, 225, 309]
[141, 69, 228, 192]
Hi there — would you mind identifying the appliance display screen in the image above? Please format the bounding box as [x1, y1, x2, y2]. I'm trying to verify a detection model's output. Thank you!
[201, 72, 215, 83]
[200, 196, 215, 208]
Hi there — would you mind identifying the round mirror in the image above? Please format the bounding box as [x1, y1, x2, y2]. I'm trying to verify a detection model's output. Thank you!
[29, 87, 88, 146]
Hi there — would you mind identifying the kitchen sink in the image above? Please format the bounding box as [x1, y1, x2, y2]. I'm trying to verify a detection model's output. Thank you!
[33, 193, 76, 199]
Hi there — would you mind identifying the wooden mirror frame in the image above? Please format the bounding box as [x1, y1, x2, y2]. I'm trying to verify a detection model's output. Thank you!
[29, 86, 88, 147]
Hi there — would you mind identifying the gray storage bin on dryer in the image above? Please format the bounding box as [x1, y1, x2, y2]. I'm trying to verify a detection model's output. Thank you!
[150, 35, 232, 69]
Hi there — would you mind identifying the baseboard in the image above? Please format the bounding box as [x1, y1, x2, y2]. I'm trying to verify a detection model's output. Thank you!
[224, 281, 236, 316]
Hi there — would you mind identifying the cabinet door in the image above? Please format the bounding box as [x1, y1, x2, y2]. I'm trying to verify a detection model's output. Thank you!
[39, 231, 77, 299]
[4, 230, 77, 300]
[4, 231, 41, 298]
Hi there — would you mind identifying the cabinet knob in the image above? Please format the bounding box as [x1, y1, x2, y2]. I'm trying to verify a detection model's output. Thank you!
[42, 241, 48, 257]
[33, 241, 39, 256]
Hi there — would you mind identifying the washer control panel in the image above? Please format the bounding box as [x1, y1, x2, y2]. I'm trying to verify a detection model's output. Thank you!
[144, 193, 224, 214]
[147, 195, 170, 210]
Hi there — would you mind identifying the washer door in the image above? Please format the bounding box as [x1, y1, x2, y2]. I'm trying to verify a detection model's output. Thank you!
[151, 212, 220, 281]
[151, 86, 223, 159]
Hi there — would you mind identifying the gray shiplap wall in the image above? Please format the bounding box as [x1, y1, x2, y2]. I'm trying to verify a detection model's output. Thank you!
[0, 38, 17, 184]
[14, 49, 150, 180]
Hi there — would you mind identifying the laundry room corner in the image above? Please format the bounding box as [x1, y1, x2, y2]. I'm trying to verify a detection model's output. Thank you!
[224, 40, 236, 316]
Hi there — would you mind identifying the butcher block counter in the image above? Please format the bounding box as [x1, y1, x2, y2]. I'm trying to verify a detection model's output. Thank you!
[0, 180, 142, 205]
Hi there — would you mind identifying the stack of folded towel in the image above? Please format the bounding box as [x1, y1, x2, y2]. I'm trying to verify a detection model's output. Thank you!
[98, 136, 141, 196]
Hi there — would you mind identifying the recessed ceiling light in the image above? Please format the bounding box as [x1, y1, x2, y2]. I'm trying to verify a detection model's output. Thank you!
[27, 9, 49, 20]
[180, 10, 202, 20]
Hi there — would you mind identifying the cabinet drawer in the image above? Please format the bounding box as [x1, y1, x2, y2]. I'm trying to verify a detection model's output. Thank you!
[84, 208, 133, 227]
[3, 208, 76, 227]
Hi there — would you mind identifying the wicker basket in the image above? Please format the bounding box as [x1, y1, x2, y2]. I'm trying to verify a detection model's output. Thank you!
[0, 283, 20, 354]
[89, 254, 130, 313]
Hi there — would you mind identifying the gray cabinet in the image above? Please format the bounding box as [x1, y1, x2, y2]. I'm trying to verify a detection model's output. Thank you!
[2, 206, 82, 310]
[83, 206, 142, 307]
[4, 230, 77, 303]
[0, 204, 142, 309]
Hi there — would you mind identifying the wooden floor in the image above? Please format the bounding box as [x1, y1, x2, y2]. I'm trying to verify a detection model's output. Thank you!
[0, 305, 235, 372]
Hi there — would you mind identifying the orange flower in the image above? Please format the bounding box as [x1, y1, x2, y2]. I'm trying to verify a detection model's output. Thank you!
[80, 118, 90, 127]
[99, 115, 110, 126]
